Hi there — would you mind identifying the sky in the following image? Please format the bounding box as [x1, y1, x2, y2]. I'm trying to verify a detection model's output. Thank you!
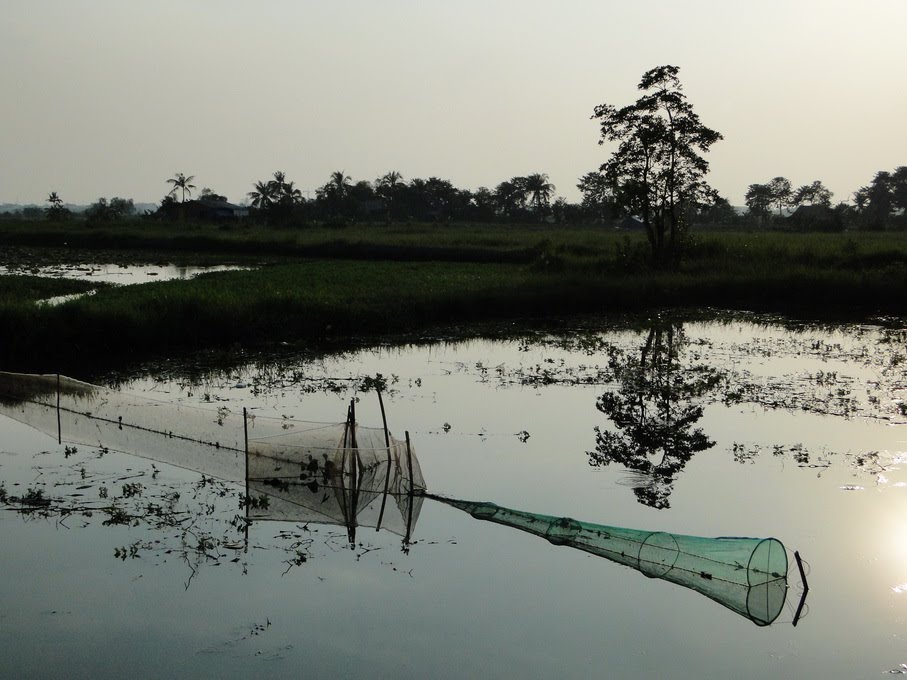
[2, 0, 906, 207]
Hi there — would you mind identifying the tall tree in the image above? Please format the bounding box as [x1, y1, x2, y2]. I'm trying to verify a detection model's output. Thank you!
[524, 173, 555, 216]
[592, 65, 722, 268]
[768, 176, 793, 216]
[247, 179, 276, 210]
[375, 171, 404, 218]
[855, 171, 894, 229]
[375, 171, 403, 197]
[44, 191, 69, 220]
[793, 180, 833, 208]
[166, 172, 196, 202]
[576, 171, 618, 221]
[316, 171, 354, 217]
[494, 177, 528, 219]
[327, 170, 351, 198]
[46, 191, 63, 209]
[744, 183, 773, 222]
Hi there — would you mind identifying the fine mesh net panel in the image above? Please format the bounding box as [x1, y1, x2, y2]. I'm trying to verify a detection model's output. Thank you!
[0, 372, 425, 538]
[248, 424, 424, 539]
[438, 498, 789, 626]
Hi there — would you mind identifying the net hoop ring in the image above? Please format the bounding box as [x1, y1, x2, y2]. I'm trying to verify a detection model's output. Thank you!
[637, 531, 680, 578]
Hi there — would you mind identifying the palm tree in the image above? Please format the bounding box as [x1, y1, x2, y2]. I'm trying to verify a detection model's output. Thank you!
[166, 173, 196, 202]
[524, 173, 555, 214]
[247, 180, 276, 210]
[328, 170, 352, 199]
[44, 191, 67, 220]
[278, 180, 303, 206]
[375, 171, 403, 197]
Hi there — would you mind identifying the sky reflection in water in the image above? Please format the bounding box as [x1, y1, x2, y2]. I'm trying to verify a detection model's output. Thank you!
[0, 317, 906, 678]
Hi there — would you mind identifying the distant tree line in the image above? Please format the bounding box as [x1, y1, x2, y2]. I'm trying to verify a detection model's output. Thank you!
[740, 168, 907, 231]
[239, 169, 572, 226]
[6, 164, 904, 235]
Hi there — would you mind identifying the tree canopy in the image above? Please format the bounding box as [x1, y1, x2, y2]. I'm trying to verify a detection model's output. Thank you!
[592, 65, 722, 267]
[166, 173, 196, 203]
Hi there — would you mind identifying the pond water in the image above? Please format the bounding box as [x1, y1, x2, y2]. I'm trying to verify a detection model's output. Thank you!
[1, 316, 906, 679]
[0, 262, 248, 285]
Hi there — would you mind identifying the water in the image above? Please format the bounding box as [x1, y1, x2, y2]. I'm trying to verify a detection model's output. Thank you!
[1, 317, 906, 678]
[0, 262, 248, 285]
[2, 261, 251, 306]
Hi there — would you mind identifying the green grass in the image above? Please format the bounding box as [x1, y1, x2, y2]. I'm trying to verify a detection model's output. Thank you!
[0, 275, 104, 304]
[2, 219, 906, 370]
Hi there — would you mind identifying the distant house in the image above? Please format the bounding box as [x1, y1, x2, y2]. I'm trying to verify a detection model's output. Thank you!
[617, 215, 645, 230]
[186, 199, 249, 221]
[162, 199, 249, 222]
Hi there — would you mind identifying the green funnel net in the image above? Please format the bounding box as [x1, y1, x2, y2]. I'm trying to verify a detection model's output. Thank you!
[437, 498, 789, 626]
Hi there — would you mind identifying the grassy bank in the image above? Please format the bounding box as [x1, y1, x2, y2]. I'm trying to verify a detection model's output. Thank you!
[3, 218, 907, 271]
[1, 255, 905, 371]
[0, 274, 104, 304]
[2, 219, 906, 370]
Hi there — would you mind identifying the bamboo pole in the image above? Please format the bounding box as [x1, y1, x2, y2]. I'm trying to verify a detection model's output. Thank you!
[375, 388, 393, 532]
[243, 407, 250, 553]
[404, 430, 414, 544]
[56, 373, 62, 445]
[377, 388, 390, 449]
[348, 399, 359, 545]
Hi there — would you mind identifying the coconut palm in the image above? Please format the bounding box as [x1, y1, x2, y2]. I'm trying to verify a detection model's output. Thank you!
[375, 171, 403, 197]
[166, 173, 196, 202]
[327, 170, 352, 199]
[278, 180, 303, 205]
[44, 191, 68, 220]
[524, 173, 555, 214]
[247, 180, 277, 209]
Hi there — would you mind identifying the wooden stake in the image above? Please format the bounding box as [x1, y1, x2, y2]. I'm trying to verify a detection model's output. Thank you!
[377, 387, 390, 449]
[404, 430, 414, 544]
[243, 407, 250, 553]
[56, 373, 61, 445]
[375, 387, 394, 532]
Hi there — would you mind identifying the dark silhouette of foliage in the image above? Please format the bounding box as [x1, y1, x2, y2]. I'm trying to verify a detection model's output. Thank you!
[793, 180, 833, 208]
[854, 167, 907, 230]
[589, 323, 723, 509]
[199, 188, 229, 202]
[166, 173, 196, 203]
[524, 173, 555, 218]
[248, 172, 306, 225]
[44, 191, 70, 221]
[592, 65, 722, 268]
[768, 177, 793, 217]
[85, 197, 136, 223]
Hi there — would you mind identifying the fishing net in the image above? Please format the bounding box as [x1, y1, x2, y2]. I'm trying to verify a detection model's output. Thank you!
[435, 497, 789, 626]
[0, 371, 424, 538]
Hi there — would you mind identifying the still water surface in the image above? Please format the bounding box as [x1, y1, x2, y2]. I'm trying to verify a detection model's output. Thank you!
[1, 317, 906, 678]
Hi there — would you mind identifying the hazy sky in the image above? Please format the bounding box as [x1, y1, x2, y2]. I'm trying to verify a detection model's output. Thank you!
[2, 0, 906, 206]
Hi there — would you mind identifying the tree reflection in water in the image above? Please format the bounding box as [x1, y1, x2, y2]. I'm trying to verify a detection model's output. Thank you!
[590, 323, 725, 509]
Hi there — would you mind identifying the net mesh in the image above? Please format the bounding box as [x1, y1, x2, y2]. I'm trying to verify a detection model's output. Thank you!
[436, 497, 789, 626]
[0, 371, 424, 538]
